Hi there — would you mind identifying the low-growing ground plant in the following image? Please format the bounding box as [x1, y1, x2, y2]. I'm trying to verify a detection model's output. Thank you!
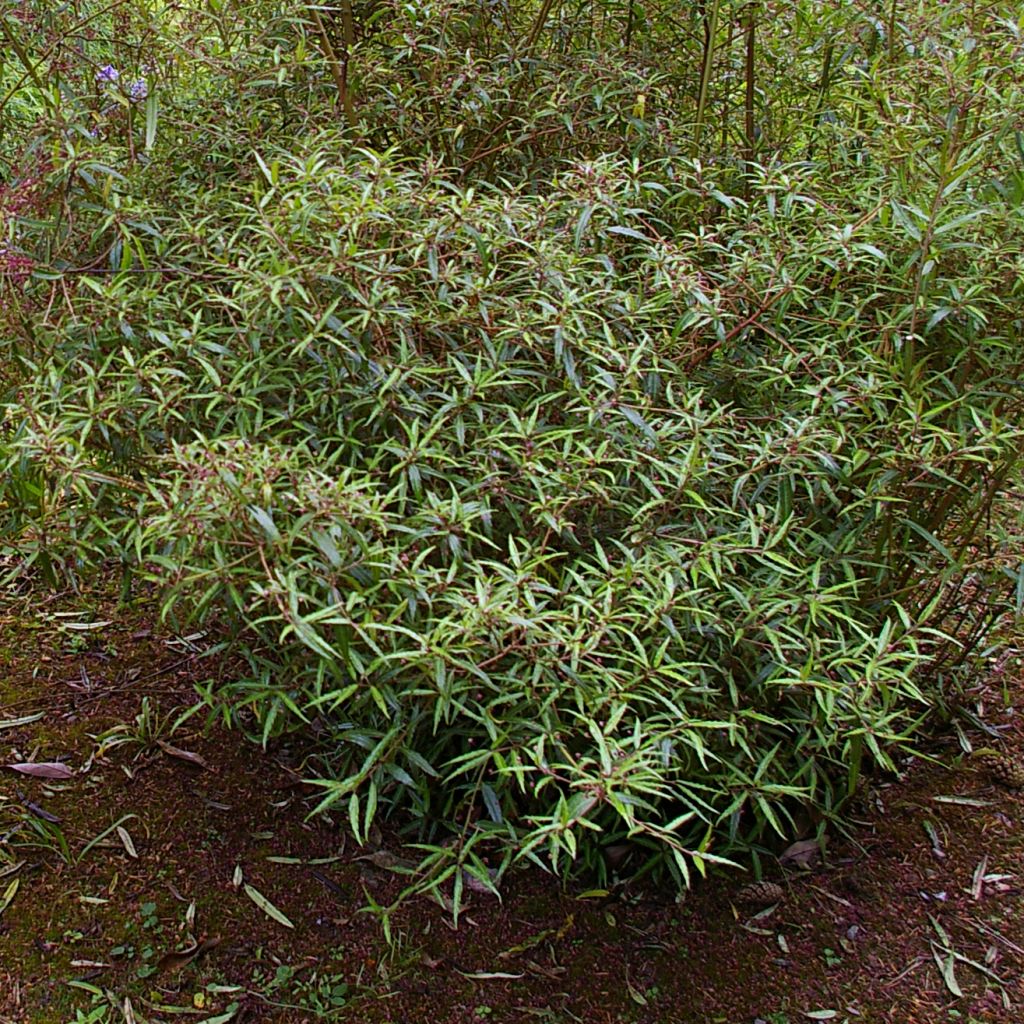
[1, 0, 1022, 912]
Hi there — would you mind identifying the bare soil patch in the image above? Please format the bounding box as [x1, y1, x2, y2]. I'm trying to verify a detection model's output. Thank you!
[2, 592, 1022, 1024]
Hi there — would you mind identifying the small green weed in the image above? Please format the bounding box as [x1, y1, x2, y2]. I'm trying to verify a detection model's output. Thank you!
[91, 697, 182, 761]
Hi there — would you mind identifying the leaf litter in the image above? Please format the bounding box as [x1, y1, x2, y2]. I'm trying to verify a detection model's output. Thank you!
[5, 762, 74, 779]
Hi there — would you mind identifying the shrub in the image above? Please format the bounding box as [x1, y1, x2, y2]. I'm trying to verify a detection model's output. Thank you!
[1, 0, 1022, 906]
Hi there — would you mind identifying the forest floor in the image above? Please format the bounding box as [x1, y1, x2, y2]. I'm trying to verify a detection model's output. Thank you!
[1, 587, 1022, 1024]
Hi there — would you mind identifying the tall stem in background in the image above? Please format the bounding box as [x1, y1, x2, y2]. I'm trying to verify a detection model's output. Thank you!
[310, 3, 356, 127]
[743, 1, 756, 195]
[720, 15, 735, 153]
[806, 37, 835, 162]
[694, 0, 722, 158]
[524, 0, 559, 55]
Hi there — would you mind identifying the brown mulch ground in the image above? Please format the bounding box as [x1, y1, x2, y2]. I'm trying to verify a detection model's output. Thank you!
[1, 592, 1022, 1024]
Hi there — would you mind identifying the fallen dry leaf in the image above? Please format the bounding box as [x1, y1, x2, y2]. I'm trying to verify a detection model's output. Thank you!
[5, 762, 74, 779]
[353, 849, 418, 872]
[780, 838, 822, 870]
[116, 825, 139, 859]
[157, 936, 222, 974]
[15, 791, 60, 822]
[157, 740, 214, 772]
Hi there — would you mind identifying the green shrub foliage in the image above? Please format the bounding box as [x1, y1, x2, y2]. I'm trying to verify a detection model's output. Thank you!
[1, 1, 1022, 897]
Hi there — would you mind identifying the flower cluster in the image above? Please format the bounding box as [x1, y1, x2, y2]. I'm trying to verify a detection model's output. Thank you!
[95, 65, 148, 102]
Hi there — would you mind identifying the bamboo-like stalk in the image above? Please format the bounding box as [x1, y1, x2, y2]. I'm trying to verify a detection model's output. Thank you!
[310, 2, 357, 127]
[720, 16, 734, 153]
[338, 0, 358, 125]
[0, 16, 49, 98]
[806, 38, 835, 162]
[743, 1, 756, 193]
[693, 0, 723, 159]
[525, 0, 559, 55]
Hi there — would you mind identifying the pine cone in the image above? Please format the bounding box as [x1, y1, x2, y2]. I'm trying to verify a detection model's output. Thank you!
[736, 880, 786, 906]
[981, 753, 1024, 789]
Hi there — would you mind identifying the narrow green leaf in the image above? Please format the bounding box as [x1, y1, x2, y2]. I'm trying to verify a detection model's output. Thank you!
[144, 89, 158, 150]
[0, 878, 19, 915]
[242, 883, 294, 929]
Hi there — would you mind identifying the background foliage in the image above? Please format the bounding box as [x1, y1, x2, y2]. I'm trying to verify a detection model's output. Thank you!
[1, 0, 1022, 907]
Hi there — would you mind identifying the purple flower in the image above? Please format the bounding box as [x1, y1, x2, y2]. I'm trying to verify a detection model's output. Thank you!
[96, 64, 119, 84]
[129, 78, 148, 102]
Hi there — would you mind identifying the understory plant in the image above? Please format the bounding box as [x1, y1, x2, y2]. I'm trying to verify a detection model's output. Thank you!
[1, 0, 1022, 906]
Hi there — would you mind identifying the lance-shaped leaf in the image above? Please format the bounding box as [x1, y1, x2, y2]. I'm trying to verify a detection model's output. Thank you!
[6, 762, 73, 779]
[242, 883, 294, 929]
